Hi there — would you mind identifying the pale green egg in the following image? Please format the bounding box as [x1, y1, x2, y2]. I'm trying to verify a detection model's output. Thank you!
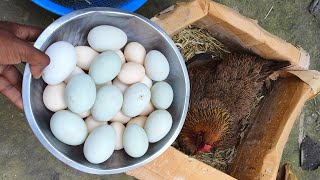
[123, 124, 149, 158]
[65, 74, 96, 114]
[50, 110, 88, 146]
[91, 85, 123, 121]
[144, 50, 169, 81]
[88, 25, 127, 52]
[151, 81, 173, 110]
[144, 110, 173, 143]
[89, 51, 122, 85]
[122, 83, 151, 117]
[84, 125, 116, 164]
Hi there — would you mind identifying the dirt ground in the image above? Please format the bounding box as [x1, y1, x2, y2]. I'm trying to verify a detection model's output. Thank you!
[0, 0, 319, 179]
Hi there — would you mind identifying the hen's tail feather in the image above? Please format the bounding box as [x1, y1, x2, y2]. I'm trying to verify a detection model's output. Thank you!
[260, 60, 291, 81]
[187, 53, 222, 66]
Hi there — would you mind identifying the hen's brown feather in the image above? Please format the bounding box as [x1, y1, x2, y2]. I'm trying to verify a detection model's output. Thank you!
[178, 53, 290, 155]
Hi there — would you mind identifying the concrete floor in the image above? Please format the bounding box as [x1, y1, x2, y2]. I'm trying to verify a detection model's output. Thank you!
[0, 0, 319, 179]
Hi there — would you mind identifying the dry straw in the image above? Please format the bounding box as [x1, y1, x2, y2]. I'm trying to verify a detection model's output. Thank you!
[172, 25, 230, 62]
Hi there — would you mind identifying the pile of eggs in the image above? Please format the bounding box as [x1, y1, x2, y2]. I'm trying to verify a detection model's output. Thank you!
[42, 25, 174, 164]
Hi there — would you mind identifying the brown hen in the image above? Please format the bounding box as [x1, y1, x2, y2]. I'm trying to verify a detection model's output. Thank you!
[178, 53, 290, 155]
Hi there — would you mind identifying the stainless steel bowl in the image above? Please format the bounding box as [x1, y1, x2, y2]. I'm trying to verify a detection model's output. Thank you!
[22, 8, 190, 174]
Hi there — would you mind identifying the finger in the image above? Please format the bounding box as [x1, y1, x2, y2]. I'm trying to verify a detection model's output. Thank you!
[0, 30, 49, 79]
[1, 66, 22, 92]
[14, 24, 43, 42]
[16, 39, 50, 79]
[0, 76, 23, 110]
[0, 21, 43, 41]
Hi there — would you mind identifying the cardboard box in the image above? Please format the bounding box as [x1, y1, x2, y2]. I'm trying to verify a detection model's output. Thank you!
[126, 0, 320, 179]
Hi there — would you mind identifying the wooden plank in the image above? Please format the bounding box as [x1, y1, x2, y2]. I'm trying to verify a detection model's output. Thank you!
[229, 77, 313, 179]
[127, 147, 236, 180]
[150, 0, 209, 36]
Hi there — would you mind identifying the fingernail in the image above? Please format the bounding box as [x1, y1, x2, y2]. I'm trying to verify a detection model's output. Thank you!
[33, 74, 41, 79]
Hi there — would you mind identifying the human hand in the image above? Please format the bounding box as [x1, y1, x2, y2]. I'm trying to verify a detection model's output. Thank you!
[0, 21, 49, 110]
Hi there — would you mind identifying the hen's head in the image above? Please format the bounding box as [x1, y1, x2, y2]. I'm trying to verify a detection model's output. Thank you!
[178, 106, 232, 155]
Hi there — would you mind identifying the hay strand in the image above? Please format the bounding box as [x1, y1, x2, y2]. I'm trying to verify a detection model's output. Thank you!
[172, 25, 230, 62]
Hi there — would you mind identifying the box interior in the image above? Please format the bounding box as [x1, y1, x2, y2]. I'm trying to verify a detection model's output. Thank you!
[167, 7, 313, 179]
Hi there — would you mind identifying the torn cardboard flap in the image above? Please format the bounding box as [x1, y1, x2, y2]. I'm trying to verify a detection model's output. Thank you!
[296, 46, 310, 69]
[152, 0, 309, 69]
[151, 0, 209, 36]
[288, 70, 320, 95]
[205, 1, 310, 69]
[151, 0, 317, 95]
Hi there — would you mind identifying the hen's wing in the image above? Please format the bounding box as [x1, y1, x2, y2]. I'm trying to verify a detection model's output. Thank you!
[187, 54, 222, 105]
[204, 53, 289, 119]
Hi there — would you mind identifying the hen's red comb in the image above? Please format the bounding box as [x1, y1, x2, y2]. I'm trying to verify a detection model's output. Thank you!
[197, 144, 212, 153]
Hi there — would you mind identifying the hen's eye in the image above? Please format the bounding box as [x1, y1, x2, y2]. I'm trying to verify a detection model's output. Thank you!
[191, 133, 197, 138]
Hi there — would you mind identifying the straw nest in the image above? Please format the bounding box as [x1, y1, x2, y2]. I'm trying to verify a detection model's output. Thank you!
[172, 25, 229, 62]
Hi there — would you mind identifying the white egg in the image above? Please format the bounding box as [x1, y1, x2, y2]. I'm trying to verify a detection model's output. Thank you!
[50, 110, 88, 145]
[111, 111, 131, 124]
[84, 125, 116, 164]
[43, 41, 77, 85]
[127, 116, 147, 128]
[43, 82, 67, 112]
[75, 46, 99, 70]
[117, 62, 145, 84]
[115, 50, 126, 65]
[78, 110, 91, 118]
[110, 122, 125, 150]
[151, 82, 173, 109]
[123, 124, 149, 158]
[144, 110, 173, 143]
[122, 83, 151, 117]
[85, 116, 107, 133]
[88, 25, 127, 52]
[96, 81, 112, 89]
[89, 51, 122, 85]
[144, 50, 170, 81]
[64, 66, 85, 83]
[140, 101, 155, 116]
[112, 77, 129, 93]
[139, 75, 153, 88]
[124, 42, 146, 64]
[65, 74, 96, 113]
[91, 85, 123, 121]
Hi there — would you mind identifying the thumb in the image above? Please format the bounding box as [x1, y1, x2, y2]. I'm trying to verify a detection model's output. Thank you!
[17, 40, 50, 79]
